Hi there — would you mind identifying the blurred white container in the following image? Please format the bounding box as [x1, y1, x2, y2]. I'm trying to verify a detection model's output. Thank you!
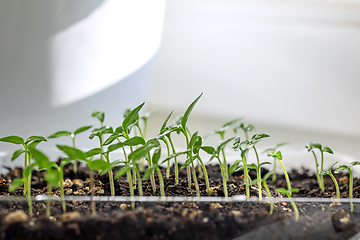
[0, 0, 166, 152]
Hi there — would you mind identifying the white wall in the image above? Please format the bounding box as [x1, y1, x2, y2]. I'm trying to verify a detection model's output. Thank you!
[148, 0, 360, 159]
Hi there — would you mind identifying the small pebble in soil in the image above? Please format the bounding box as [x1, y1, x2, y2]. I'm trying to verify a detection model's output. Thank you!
[63, 179, 73, 188]
[72, 179, 84, 188]
[59, 211, 81, 222]
[120, 204, 127, 210]
[331, 210, 355, 232]
[4, 210, 28, 224]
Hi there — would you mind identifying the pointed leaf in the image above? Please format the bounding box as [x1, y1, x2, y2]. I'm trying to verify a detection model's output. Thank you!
[0, 135, 24, 145]
[122, 102, 145, 132]
[275, 188, 287, 194]
[47, 131, 71, 139]
[103, 134, 120, 145]
[189, 131, 199, 150]
[56, 145, 86, 161]
[27, 140, 43, 149]
[322, 146, 334, 154]
[29, 148, 50, 169]
[115, 165, 133, 179]
[86, 148, 102, 157]
[44, 167, 60, 186]
[181, 158, 192, 169]
[23, 163, 37, 178]
[161, 150, 189, 164]
[91, 110, 105, 124]
[160, 111, 173, 134]
[259, 161, 272, 167]
[263, 170, 273, 181]
[123, 136, 146, 147]
[181, 93, 203, 129]
[350, 161, 360, 167]
[200, 146, 215, 155]
[11, 149, 25, 161]
[74, 125, 92, 135]
[152, 148, 161, 165]
[143, 166, 155, 180]
[229, 159, 241, 175]
[87, 159, 109, 171]
[8, 178, 24, 193]
[334, 165, 349, 173]
[193, 136, 203, 154]
[247, 163, 257, 170]
[107, 142, 124, 153]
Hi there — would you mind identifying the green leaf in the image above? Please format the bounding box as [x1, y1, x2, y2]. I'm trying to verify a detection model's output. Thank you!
[29, 148, 50, 169]
[44, 167, 60, 186]
[11, 149, 25, 161]
[311, 143, 322, 150]
[107, 142, 124, 153]
[60, 158, 74, 168]
[320, 170, 329, 176]
[334, 165, 349, 173]
[290, 188, 299, 193]
[181, 158, 192, 169]
[267, 150, 283, 160]
[26, 136, 47, 144]
[215, 137, 236, 154]
[86, 148, 102, 157]
[23, 163, 37, 178]
[247, 163, 257, 170]
[115, 165, 133, 179]
[87, 159, 109, 171]
[188, 131, 199, 150]
[27, 140, 43, 149]
[48, 131, 71, 139]
[161, 150, 189, 164]
[56, 145, 86, 161]
[250, 179, 261, 185]
[123, 136, 146, 146]
[251, 133, 270, 143]
[181, 93, 203, 129]
[8, 178, 24, 193]
[259, 162, 272, 167]
[122, 102, 145, 133]
[329, 161, 338, 171]
[160, 111, 173, 134]
[193, 136, 203, 154]
[91, 110, 105, 124]
[143, 166, 155, 180]
[103, 134, 119, 145]
[350, 161, 360, 167]
[275, 188, 287, 194]
[229, 159, 241, 175]
[74, 125, 92, 135]
[152, 148, 161, 165]
[263, 170, 273, 181]
[128, 139, 160, 162]
[222, 117, 244, 129]
[0, 135, 24, 145]
[200, 146, 215, 155]
[322, 146, 334, 154]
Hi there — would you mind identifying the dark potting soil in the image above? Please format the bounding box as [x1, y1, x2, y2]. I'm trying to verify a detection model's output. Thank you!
[1, 162, 360, 240]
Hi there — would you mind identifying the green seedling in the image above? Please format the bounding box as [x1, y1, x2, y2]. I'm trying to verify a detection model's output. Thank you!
[276, 188, 300, 221]
[158, 93, 203, 195]
[267, 150, 292, 195]
[8, 163, 37, 217]
[335, 161, 360, 212]
[306, 143, 334, 192]
[0, 135, 47, 197]
[251, 171, 274, 214]
[262, 142, 290, 182]
[48, 125, 92, 173]
[204, 117, 243, 181]
[320, 161, 340, 199]
[143, 148, 165, 197]
[233, 137, 251, 197]
[208, 137, 236, 197]
[234, 123, 255, 141]
[29, 148, 60, 218]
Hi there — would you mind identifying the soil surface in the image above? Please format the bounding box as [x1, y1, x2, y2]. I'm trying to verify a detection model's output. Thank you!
[1, 162, 360, 240]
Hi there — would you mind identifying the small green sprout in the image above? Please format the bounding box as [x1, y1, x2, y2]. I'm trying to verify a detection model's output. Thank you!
[276, 188, 300, 221]
[306, 143, 334, 192]
[335, 161, 360, 212]
[48, 125, 92, 173]
[0, 135, 47, 198]
[204, 117, 243, 181]
[29, 148, 60, 218]
[267, 151, 292, 195]
[233, 136, 250, 197]
[234, 123, 255, 141]
[143, 148, 165, 197]
[320, 161, 340, 199]
[262, 142, 290, 182]
[251, 171, 274, 214]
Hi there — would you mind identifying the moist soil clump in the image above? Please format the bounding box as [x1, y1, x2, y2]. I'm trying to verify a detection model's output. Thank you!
[1, 163, 360, 240]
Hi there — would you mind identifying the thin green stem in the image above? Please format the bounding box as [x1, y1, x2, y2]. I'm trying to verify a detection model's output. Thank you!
[312, 151, 323, 192]
[26, 176, 33, 217]
[329, 172, 340, 199]
[220, 133, 228, 181]
[253, 147, 262, 200]
[349, 169, 354, 212]
[46, 185, 52, 217]
[263, 181, 273, 215]
[147, 152, 156, 194]
[164, 139, 171, 178]
[217, 157, 228, 197]
[128, 170, 135, 209]
[278, 160, 292, 195]
[60, 166, 66, 212]
[243, 156, 250, 198]
[105, 154, 115, 196]
[135, 168, 143, 196]
[155, 167, 165, 197]
[287, 194, 299, 222]
[197, 156, 210, 196]
[272, 159, 277, 182]
[168, 137, 178, 184]
[320, 151, 325, 192]
[72, 137, 77, 173]
[23, 151, 28, 196]
[90, 170, 96, 216]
